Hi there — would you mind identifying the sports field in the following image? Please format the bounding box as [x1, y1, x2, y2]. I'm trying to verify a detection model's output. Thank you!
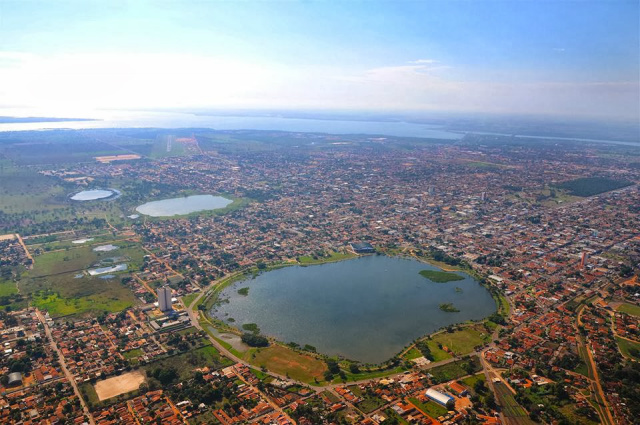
[94, 370, 146, 401]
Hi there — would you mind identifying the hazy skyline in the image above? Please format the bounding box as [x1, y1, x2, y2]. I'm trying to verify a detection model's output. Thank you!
[1, 0, 638, 120]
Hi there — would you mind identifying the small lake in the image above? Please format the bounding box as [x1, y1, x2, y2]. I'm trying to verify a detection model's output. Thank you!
[93, 244, 118, 252]
[88, 264, 127, 276]
[211, 255, 496, 364]
[70, 189, 119, 201]
[136, 194, 232, 217]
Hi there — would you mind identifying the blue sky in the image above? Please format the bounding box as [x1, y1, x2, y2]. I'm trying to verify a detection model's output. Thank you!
[1, 0, 638, 120]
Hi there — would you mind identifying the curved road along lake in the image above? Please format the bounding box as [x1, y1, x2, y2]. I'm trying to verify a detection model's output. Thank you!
[136, 194, 232, 217]
[212, 255, 496, 364]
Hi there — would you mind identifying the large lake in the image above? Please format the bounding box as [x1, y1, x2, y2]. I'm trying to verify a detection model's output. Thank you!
[211, 255, 496, 363]
[0, 111, 462, 140]
[136, 194, 232, 217]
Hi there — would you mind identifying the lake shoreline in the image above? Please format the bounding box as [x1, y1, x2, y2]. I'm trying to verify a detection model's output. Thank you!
[206, 253, 496, 364]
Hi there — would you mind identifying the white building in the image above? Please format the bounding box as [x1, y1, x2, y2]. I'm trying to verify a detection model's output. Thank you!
[158, 286, 172, 312]
[425, 388, 455, 409]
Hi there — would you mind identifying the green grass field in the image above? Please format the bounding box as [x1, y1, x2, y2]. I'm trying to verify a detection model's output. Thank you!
[79, 382, 101, 408]
[429, 357, 482, 382]
[123, 348, 144, 360]
[348, 386, 386, 413]
[149, 135, 187, 158]
[460, 372, 486, 390]
[182, 292, 201, 308]
[617, 302, 640, 317]
[298, 251, 356, 265]
[418, 270, 464, 283]
[243, 344, 327, 384]
[0, 280, 18, 297]
[616, 337, 640, 360]
[409, 397, 448, 418]
[430, 324, 492, 355]
[33, 289, 135, 317]
[403, 347, 423, 360]
[21, 239, 145, 317]
[337, 364, 406, 383]
[0, 160, 68, 215]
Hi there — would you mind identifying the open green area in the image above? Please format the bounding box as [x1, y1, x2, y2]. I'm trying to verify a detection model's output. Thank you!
[384, 408, 410, 424]
[20, 239, 145, 317]
[123, 348, 144, 360]
[143, 345, 233, 382]
[79, 382, 101, 409]
[348, 385, 386, 413]
[429, 357, 482, 382]
[554, 177, 633, 197]
[460, 372, 486, 390]
[33, 289, 135, 317]
[297, 250, 356, 265]
[182, 292, 200, 308]
[617, 302, 640, 317]
[242, 344, 327, 384]
[149, 135, 186, 158]
[419, 270, 465, 283]
[409, 397, 449, 418]
[430, 324, 492, 355]
[616, 337, 640, 360]
[1, 133, 123, 165]
[336, 364, 406, 384]
[0, 160, 69, 224]
[0, 280, 18, 297]
[558, 405, 601, 425]
[423, 340, 453, 362]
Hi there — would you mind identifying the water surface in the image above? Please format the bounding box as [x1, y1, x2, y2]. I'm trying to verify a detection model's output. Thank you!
[70, 189, 119, 201]
[212, 256, 496, 363]
[136, 194, 232, 217]
[88, 264, 127, 276]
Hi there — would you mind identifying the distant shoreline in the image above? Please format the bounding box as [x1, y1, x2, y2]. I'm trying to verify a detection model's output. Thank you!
[0, 116, 99, 124]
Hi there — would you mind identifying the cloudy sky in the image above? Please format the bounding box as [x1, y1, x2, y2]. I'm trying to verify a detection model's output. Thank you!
[1, 0, 638, 120]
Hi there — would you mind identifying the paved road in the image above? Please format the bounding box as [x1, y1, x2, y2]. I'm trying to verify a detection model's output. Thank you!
[35, 309, 96, 425]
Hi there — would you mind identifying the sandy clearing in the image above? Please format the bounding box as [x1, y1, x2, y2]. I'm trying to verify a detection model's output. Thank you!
[94, 370, 146, 401]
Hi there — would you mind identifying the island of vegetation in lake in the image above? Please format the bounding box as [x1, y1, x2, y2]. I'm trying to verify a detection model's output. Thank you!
[419, 270, 465, 283]
[237, 287, 249, 296]
[439, 303, 460, 312]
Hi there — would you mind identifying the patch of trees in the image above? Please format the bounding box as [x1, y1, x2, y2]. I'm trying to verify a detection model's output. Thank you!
[323, 359, 344, 381]
[427, 247, 461, 267]
[148, 366, 179, 385]
[168, 372, 223, 406]
[415, 340, 434, 361]
[488, 312, 506, 325]
[240, 333, 269, 347]
[554, 177, 632, 197]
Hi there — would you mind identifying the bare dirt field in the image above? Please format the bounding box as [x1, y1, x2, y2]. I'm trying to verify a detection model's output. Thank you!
[94, 370, 146, 401]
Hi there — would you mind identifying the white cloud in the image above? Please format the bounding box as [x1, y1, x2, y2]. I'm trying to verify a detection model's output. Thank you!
[408, 59, 439, 64]
[0, 52, 637, 120]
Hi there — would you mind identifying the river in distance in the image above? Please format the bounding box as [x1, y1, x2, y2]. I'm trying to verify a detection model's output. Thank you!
[136, 194, 232, 217]
[211, 255, 496, 364]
